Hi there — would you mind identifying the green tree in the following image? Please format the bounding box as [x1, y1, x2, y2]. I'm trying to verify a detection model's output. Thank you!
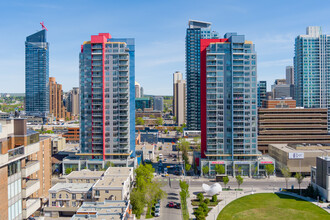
[179, 180, 190, 200]
[295, 173, 304, 195]
[145, 182, 166, 215]
[173, 116, 177, 122]
[236, 175, 243, 189]
[211, 194, 217, 202]
[136, 117, 145, 125]
[194, 206, 206, 220]
[197, 193, 204, 202]
[177, 138, 190, 163]
[202, 166, 209, 176]
[65, 168, 72, 175]
[105, 161, 115, 169]
[265, 164, 275, 178]
[193, 136, 201, 152]
[223, 176, 229, 189]
[130, 190, 145, 218]
[156, 117, 163, 126]
[185, 163, 191, 173]
[164, 129, 168, 134]
[204, 198, 210, 205]
[214, 164, 225, 175]
[280, 166, 291, 189]
[135, 164, 154, 191]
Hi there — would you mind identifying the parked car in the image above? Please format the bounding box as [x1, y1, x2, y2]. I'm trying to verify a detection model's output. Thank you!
[155, 203, 160, 212]
[155, 210, 160, 217]
[167, 202, 174, 208]
[172, 158, 177, 161]
[164, 158, 167, 162]
[174, 202, 181, 209]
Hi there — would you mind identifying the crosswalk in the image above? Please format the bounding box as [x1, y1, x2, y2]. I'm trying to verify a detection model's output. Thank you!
[157, 178, 181, 181]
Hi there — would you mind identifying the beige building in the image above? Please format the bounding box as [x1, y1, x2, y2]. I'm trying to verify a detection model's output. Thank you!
[173, 71, 186, 126]
[49, 77, 71, 121]
[66, 169, 104, 184]
[51, 136, 66, 155]
[45, 166, 133, 218]
[0, 118, 52, 220]
[66, 87, 80, 116]
[268, 143, 330, 174]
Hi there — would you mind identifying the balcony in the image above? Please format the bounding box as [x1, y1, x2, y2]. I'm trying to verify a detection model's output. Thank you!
[22, 161, 40, 178]
[25, 142, 40, 156]
[22, 180, 40, 198]
[0, 153, 8, 166]
[23, 198, 40, 219]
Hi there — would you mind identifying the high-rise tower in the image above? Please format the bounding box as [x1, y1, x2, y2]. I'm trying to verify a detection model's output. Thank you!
[25, 29, 49, 116]
[79, 33, 134, 160]
[294, 26, 330, 128]
[186, 20, 219, 130]
[173, 71, 186, 125]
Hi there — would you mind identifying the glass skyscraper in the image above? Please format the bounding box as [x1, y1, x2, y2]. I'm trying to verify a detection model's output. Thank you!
[186, 20, 219, 130]
[25, 29, 49, 116]
[257, 81, 267, 107]
[294, 26, 330, 128]
[200, 33, 259, 176]
[79, 33, 134, 160]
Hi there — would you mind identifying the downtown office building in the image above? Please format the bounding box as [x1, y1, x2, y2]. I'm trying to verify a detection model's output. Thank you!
[79, 33, 135, 162]
[186, 20, 219, 131]
[25, 29, 49, 117]
[294, 26, 330, 129]
[199, 33, 272, 176]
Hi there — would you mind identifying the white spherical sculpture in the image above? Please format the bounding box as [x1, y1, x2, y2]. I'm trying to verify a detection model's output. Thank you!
[202, 183, 222, 196]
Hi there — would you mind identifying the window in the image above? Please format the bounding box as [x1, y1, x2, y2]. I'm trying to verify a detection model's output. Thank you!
[52, 201, 56, 206]
[72, 202, 76, 207]
[95, 190, 100, 196]
[72, 194, 76, 199]
[52, 193, 56, 198]
[59, 194, 62, 198]
[105, 190, 109, 193]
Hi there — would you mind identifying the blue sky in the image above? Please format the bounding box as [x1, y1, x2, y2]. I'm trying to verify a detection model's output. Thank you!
[1, 0, 330, 95]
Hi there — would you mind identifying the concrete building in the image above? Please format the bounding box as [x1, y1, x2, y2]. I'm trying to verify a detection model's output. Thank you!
[136, 109, 162, 119]
[0, 118, 52, 220]
[49, 77, 71, 121]
[135, 81, 141, 98]
[0, 111, 10, 119]
[45, 166, 132, 218]
[295, 26, 330, 128]
[79, 33, 135, 160]
[200, 32, 259, 176]
[311, 156, 330, 202]
[186, 20, 219, 131]
[63, 127, 79, 143]
[66, 87, 80, 116]
[262, 98, 296, 109]
[258, 107, 330, 153]
[72, 200, 132, 220]
[153, 96, 163, 112]
[135, 144, 155, 162]
[269, 144, 330, 175]
[286, 66, 294, 85]
[51, 136, 66, 155]
[173, 71, 186, 125]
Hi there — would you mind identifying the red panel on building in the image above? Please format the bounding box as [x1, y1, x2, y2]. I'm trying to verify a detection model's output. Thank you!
[200, 38, 228, 158]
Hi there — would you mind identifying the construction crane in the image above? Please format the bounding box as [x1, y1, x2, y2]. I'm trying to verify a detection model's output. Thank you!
[40, 21, 48, 31]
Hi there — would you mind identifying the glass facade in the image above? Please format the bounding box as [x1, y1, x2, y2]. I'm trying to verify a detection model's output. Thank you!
[80, 34, 133, 159]
[205, 33, 258, 160]
[25, 30, 49, 116]
[257, 81, 267, 107]
[294, 26, 330, 129]
[186, 21, 219, 130]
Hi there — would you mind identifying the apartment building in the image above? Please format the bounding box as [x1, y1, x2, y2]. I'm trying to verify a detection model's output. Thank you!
[62, 127, 79, 143]
[45, 166, 132, 218]
[0, 118, 52, 220]
[49, 77, 71, 121]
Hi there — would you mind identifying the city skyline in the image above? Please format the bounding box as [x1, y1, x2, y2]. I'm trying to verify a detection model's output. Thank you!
[2, 1, 330, 95]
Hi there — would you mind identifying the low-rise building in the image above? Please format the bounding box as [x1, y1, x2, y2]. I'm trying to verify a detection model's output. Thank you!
[51, 136, 66, 155]
[63, 127, 79, 143]
[311, 156, 330, 202]
[268, 144, 330, 175]
[135, 144, 155, 162]
[66, 169, 104, 183]
[93, 176, 130, 201]
[72, 200, 133, 220]
[46, 183, 93, 218]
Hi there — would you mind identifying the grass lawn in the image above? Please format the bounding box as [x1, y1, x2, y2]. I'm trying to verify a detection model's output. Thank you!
[218, 193, 330, 220]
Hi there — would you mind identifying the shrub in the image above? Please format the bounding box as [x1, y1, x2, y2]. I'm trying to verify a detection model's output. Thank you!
[197, 193, 204, 202]
[204, 198, 210, 204]
[212, 194, 217, 202]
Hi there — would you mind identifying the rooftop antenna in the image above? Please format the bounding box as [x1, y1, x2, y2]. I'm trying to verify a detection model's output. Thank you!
[40, 21, 48, 31]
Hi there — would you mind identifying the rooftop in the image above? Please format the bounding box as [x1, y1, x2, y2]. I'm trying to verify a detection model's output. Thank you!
[94, 176, 128, 189]
[270, 144, 330, 153]
[66, 169, 104, 179]
[104, 167, 133, 177]
[49, 183, 93, 193]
